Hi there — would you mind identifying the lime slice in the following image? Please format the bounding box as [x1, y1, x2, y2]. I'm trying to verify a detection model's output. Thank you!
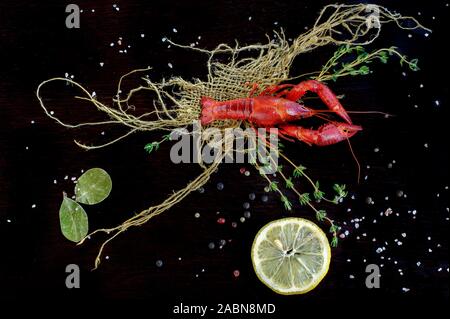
[251, 217, 331, 295]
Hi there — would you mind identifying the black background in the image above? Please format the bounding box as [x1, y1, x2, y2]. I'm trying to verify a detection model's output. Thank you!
[0, 0, 448, 313]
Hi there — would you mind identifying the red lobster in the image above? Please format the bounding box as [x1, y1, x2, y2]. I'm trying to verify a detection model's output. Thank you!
[200, 80, 362, 146]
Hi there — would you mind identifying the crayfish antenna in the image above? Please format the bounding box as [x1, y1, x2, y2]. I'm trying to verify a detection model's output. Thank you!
[346, 138, 361, 184]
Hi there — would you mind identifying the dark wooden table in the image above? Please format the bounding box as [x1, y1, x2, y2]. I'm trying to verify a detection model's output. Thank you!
[1, 0, 448, 313]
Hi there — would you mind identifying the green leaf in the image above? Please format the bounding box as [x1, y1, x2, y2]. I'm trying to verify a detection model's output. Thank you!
[269, 181, 279, 192]
[281, 195, 292, 211]
[285, 177, 294, 189]
[409, 58, 420, 71]
[59, 195, 88, 243]
[333, 184, 348, 198]
[316, 210, 327, 221]
[75, 168, 112, 205]
[299, 193, 310, 205]
[313, 181, 324, 200]
[314, 189, 324, 200]
[388, 47, 397, 55]
[379, 52, 389, 63]
[144, 141, 160, 154]
[359, 65, 370, 75]
[355, 46, 365, 54]
[329, 224, 339, 233]
[293, 165, 306, 178]
[357, 52, 369, 60]
[331, 236, 339, 247]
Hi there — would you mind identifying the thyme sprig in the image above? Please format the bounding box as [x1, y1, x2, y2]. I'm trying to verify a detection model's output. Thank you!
[144, 134, 170, 154]
[252, 151, 341, 247]
[316, 44, 420, 82]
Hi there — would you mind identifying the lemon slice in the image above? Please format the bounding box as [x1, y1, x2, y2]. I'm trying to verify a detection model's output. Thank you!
[251, 217, 331, 295]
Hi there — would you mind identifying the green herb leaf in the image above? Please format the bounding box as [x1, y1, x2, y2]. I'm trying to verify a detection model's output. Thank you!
[75, 168, 112, 205]
[329, 224, 339, 233]
[316, 210, 327, 221]
[331, 236, 339, 247]
[269, 181, 279, 192]
[355, 46, 365, 54]
[358, 52, 369, 60]
[313, 181, 324, 200]
[359, 65, 370, 75]
[333, 184, 348, 198]
[331, 196, 340, 204]
[379, 52, 389, 63]
[285, 177, 294, 189]
[144, 141, 160, 154]
[293, 165, 306, 178]
[299, 193, 311, 206]
[409, 58, 420, 71]
[59, 195, 88, 243]
[281, 195, 292, 211]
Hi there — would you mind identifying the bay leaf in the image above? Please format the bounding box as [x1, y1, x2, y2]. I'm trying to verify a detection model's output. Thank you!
[59, 195, 88, 242]
[75, 168, 112, 205]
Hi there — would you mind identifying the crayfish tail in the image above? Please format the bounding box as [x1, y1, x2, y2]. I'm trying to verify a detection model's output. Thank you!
[200, 96, 216, 125]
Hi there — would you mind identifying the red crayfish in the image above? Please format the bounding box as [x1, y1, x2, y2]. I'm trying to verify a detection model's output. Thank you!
[200, 80, 362, 146]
